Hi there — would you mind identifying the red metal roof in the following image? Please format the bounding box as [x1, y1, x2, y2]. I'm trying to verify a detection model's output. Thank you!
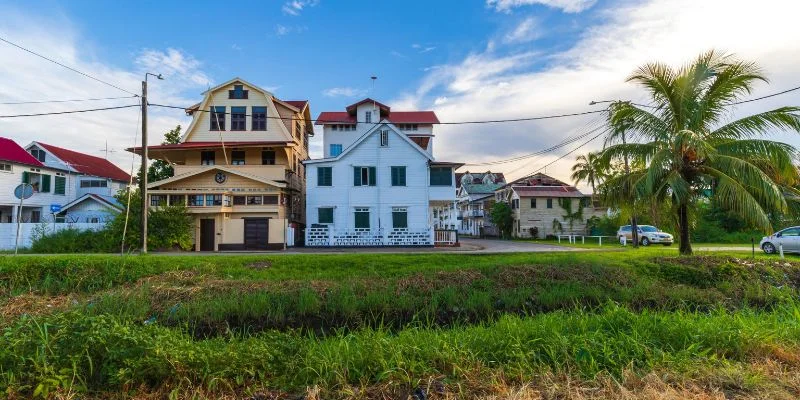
[36, 142, 131, 182]
[316, 111, 439, 125]
[128, 141, 292, 152]
[0, 137, 43, 167]
[284, 100, 308, 110]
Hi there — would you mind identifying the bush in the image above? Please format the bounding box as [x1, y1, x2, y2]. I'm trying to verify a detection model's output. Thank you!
[29, 227, 116, 253]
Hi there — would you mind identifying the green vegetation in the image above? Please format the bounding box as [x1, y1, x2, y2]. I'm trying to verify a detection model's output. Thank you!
[490, 201, 514, 238]
[2, 252, 800, 398]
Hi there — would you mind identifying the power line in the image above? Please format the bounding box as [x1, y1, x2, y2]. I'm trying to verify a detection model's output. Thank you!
[0, 95, 138, 105]
[0, 104, 140, 118]
[732, 85, 800, 105]
[514, 126, 611, 180]
[504, 122, 608, 176]
[0, 36, 139, 96]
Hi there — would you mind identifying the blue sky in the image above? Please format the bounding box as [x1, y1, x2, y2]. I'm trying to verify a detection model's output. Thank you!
[1, 0, 799, 186]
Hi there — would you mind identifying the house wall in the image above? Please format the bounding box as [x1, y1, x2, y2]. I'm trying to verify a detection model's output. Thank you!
[61, 200, 117, 223]
[76, 177, 127, 198]
[306, 126, 440, 232]
[0, 162, 76, 222]
[513, 196, 603, 238]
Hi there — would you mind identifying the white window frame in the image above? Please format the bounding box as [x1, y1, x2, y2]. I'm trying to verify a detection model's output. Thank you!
[380, 130, 389, 147]
[0, 163, 11, 173]
[365, 111, 372, 123]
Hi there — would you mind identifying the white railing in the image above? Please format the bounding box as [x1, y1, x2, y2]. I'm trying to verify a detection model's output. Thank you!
[304, 226, 433, 247]
[434, 229, 458, 246]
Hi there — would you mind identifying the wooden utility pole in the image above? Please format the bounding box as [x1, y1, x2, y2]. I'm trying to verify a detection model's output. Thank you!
[140, 79, 148, 254]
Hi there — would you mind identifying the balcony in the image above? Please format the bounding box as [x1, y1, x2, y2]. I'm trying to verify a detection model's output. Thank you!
[172, 164, 288, 181]
[462, 209, 485, 218]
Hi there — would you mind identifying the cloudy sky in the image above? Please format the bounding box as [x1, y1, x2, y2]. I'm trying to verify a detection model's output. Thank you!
[1, 0, 799, 190]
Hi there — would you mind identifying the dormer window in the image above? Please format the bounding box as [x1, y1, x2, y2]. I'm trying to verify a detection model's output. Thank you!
[30, 148, 46, 162]
[229, 84, 249, 99]
[365, 111, 372, 123]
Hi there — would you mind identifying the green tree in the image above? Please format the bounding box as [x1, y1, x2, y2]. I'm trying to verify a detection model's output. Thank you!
[490, 202, 514, 239]
[108, 188, 193, 251]
[138, 125, 181, 184]
[570, 152, 604, 201]
[599, 51, 800, 255]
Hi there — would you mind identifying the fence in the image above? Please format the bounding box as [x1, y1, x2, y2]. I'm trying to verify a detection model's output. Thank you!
[434, 229, 458, 246]
[0, 222, 105, 250]
[305, 226, 434, 247]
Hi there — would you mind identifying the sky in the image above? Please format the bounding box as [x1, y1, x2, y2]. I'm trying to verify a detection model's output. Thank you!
[1, 0, 800, 190]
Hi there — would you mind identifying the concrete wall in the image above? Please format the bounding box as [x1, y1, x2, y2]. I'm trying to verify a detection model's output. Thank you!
[0, 222, 104, 250]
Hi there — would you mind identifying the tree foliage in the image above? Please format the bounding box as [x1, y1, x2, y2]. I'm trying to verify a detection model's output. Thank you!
[137, 125, 181, 184]
[490, 202, 514, 239]
[108, 188, 194, 251]
[597, 50, 800, 255]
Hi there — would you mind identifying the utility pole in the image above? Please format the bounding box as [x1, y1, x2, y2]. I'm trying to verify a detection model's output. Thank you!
[141, 72, 163, 254]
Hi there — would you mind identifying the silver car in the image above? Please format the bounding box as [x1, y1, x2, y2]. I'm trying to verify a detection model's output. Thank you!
[760, 226, 800, 254]
[616, 225, 674, 246]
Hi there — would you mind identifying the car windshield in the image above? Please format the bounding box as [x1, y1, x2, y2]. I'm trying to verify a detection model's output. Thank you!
[640, 226, 658, 232]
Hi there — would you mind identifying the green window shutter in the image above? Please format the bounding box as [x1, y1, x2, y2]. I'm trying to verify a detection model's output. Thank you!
[391, 167, 406, 186]
[547, 198, 553, 208]
[41, 174, 51, 193]
[368, 167, 376, 186]
[531, 198, 536, 208]
[353, 167, 361, 186]
[318, 208, 333, 224]
[54, 176, 66, 195]
[21, 171, 29, 183]
[392, 210, 408, 228]
[430, 167, 452, 186]
[317, 167, 332, 186]
[355, 211, 370, 228]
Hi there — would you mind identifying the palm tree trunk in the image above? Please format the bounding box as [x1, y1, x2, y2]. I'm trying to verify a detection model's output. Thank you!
[678, 203, 692, 255]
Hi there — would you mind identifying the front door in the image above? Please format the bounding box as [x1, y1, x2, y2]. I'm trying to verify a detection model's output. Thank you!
[200, 219, 215, 251]
[244, 218, 269, 250]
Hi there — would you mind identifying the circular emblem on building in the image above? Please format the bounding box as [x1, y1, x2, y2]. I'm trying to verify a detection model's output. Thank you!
[214, 172, 227, 184]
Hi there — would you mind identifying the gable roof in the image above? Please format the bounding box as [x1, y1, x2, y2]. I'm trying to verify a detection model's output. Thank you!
[34, 142, 131, 182]
[316, 111, 439, 125]
[346, 98, 390, 114]
[147, 165, 287, 189]
[0, 137, 43, 167]
[59, 193, 123, 214]
[200, 77, 273, 96]
[284, 100, 308, 110]
[501, 173, 586, 198]
[462, 183, 506, 195]
[304, 121, 434, 165]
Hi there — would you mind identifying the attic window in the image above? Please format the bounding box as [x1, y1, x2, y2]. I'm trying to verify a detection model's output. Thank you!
[229, 84, 249, 99]
[380, 130, 389, 147]
[30, 148, 46, 162]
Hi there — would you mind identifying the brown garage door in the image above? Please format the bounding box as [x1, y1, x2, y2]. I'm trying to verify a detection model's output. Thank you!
[244, 218, 269, 250]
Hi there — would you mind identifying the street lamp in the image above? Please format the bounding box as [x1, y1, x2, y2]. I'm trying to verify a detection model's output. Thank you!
[140, 72, 163, 254]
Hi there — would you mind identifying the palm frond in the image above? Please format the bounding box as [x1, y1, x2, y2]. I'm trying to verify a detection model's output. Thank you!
[708, 155, 787, 212]
[710, 107, 800, 140]
[701, 165, 774, 230]
[607, 103, 670, 144]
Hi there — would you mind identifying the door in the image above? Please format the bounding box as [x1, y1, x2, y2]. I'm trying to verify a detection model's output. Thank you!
[244, 218, 269, 250]
[778, 227, 800, 251]
[200, 219, 215, 251]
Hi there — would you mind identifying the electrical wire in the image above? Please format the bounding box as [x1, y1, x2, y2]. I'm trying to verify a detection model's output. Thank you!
[0, 104, 140, 118]
[0, 36, 139, 96]
[0, 95, 138, 105]
[512, 126, 611, 181]
[731, 85, 800, 105]
[504, 121, 608, 177]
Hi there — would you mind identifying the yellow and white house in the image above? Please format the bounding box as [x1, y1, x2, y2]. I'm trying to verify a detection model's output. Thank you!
[129, 78, 312, 251]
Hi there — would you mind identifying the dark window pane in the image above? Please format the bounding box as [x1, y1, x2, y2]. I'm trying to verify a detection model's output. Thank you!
[231, 107, 246, 131]
[263, 195, 278, 205]
[233, 196, 246, 205]
[547, 198, 553, 208]
[317, 167, 332, 186]
[261, 150, 275, 165]
[252, 106, 267, 131]
[232, 150, 246, 165]
[210, 106, 225, 130]
[355, 209, 370, 228]
[201, 151, 216, 166]
[391, 166, 406, 186]
[318, 207, 333, 224]
[430, 167, 452, 186]
[392, 209, 408, 228]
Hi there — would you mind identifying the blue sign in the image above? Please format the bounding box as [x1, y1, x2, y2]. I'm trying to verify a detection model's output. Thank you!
[50, 204, 62, 213]
[13, 184, 33, 200]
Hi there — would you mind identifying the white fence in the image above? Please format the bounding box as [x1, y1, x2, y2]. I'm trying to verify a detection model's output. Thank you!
[305, 226, 434, 247]
[0, 222, 105, 250]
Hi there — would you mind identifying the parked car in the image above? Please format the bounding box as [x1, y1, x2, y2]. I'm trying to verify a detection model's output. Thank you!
[760, 226, 800, 254]
[617, 225, 674, 246]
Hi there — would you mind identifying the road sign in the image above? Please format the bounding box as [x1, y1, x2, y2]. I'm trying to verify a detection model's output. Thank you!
[50, 204, 62, 213]
[13, 184, 33, 200]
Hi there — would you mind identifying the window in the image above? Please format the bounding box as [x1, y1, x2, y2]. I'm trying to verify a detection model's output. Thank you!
[365, 111, 372, 123]
[231, 150, 246, 165]
[201, 151, 216, 166]
[261, 150, 275, 165]
[31, 210, 41, 223]
[317, 167, 332, 186]
[54, 176, 66, 195]
[23, 172, 49, 193]
[210, 106, 225, 130]
[79, 179, 107, 188]
[231, 107, 246, 131]
[30, 149, 46, 162]
[546, 198, 553, 208]
[188, 195, 204, 207]
[150, 195, 166, 206]
[380, 130, 389, 146]
[392, 207, 408, 229]
[89, 217, 100, 223]
[318, 207, 334, 224]
[252, 106, 267, 131]
[263, 195, 279, 205]
[353, 166, 376, 186]
[0, 163, 11, 172]
[233, 196, 246, 205]
[169, 195, 185, 206]
[330, 144, 343, 157]
[354, 208, 370, 228]
[429, 167, 453, 186]
[229, 84, 249, 99]
[398, 124, 419, 131]
[246, 196, 262, 205]
[530, 198, 536, 208]
[511, 199, 519, 209]
[205, 194, 222, 206]
[391, 166, 406, 186]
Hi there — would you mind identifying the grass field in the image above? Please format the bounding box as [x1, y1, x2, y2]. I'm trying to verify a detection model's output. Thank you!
[2, 251, 800, 399]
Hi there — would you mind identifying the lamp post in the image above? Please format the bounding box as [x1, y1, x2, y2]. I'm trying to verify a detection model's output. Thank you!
[590, 100, 639, 248]
[141, 72, 163, 254]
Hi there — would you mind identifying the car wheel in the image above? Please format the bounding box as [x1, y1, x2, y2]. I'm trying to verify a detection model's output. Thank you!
[641, 237, 650, 246]
[762, 242, 776, 254]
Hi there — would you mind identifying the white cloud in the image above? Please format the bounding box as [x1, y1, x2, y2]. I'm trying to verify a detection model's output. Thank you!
[487, 0, 597, 13]
[275, 24, 290, 36]
[282, 0, 319, 16]
[0, 11, 206, 173]
[503, 17, 540, 44]
[274, 24, 307, 36]
[322, 87, 367, 98]
[398, 0, 800, 188]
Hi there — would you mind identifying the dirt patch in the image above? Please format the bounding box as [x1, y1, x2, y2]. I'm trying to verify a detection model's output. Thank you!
[1, 293, 76, 322]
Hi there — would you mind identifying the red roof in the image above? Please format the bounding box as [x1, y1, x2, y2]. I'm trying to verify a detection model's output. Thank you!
[316, 111, 439, 125]
[0, 137, 43, 167]
[284, 100, 308, 110]
[36, 142, 130, 182]
[128, 141, 291, 152]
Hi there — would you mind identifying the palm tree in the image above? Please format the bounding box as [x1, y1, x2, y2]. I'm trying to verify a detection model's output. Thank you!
[571, 152, 604, 200]
[599, 50, 800, 255]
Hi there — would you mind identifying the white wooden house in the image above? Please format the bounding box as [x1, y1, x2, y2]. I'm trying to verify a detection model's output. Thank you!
[304, 99, 461, 246]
